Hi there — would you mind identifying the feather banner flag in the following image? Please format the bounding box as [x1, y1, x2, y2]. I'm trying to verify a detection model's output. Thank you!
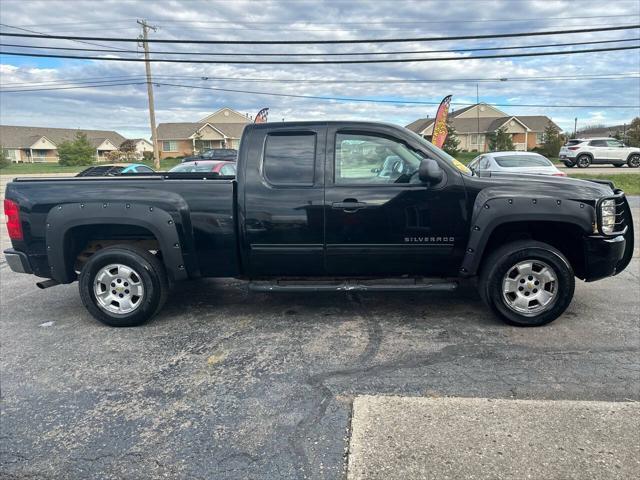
[254, 107, 269, 124]
[431, 95, 452, 148]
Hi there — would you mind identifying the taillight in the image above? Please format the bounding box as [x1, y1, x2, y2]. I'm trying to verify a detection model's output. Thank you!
[4, 199, 23, 240]
[552, 172, 567, 177]
[568, 146, 580, 150]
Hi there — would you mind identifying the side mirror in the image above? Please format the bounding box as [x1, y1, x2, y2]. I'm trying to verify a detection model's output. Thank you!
[418, 158, 444, 184]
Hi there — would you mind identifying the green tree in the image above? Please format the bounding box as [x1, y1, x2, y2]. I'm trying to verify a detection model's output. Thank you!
[626, 117, 640, 147]
[58, 132, 95, 166]
[487, 127, 514, 151]
[119, 139, 137, 161]
[0, 146, 10, 169]
[541, 121, 563, 158]
[442, 121, 460, 156]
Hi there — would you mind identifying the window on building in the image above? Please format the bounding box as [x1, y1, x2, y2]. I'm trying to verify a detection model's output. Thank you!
[471, 134, 485, 145]
[536, 132, 545, 144]
[162, 141, 178, 152]
[263, 132, 316, 186]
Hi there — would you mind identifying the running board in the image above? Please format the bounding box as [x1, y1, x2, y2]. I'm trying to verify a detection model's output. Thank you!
[248, 278, 458, 293]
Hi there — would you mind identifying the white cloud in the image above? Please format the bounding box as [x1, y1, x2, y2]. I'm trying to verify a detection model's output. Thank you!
[1, 0, 639, 137]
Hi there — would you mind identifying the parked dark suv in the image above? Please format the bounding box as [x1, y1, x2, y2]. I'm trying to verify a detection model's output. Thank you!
[181, 148, 237, 163]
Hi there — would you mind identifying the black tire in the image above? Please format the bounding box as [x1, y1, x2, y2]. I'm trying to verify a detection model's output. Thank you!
[79, 245, 168, 327]
[627, 154, 640, 168]
[478, 240, 575, 327]
[563, 161, 575, 168]
[576, 155, 591, 168]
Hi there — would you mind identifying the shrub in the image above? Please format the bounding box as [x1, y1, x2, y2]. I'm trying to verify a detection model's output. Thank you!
[487, 127, 515, 151]
[0, 147, 10, 169]
[142, 151, 154, 161]
[58, 132, 95, 166]
[442, 121, 460, 157]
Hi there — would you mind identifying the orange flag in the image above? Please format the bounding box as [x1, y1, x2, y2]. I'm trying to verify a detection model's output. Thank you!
[431, 95, 452, 148]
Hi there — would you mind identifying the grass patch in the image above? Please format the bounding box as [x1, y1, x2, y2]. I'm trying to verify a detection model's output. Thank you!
[568, 173, 640, 195]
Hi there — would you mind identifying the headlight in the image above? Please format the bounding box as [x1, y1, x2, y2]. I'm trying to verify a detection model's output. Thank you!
[600, 199, 616, 234]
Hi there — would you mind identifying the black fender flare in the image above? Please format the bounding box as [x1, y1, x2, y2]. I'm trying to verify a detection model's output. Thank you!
[460, 192, 594, 276]
[45, 201, 190, 283]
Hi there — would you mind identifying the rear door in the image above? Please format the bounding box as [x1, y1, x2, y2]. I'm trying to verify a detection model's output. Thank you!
[323, 126, 467, 277]
[588, 139, 610, 160]
[241, 125, 326, 276]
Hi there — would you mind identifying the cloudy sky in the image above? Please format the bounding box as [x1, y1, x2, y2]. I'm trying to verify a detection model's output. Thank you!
[0, 0, 639, 138]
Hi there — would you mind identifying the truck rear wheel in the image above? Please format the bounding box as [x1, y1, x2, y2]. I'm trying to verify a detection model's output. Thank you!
[79, 245, 168, 327]
[478, 240, 575, 327]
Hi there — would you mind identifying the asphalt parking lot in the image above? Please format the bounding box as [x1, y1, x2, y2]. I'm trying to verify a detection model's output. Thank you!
[1, 202, 639, 480]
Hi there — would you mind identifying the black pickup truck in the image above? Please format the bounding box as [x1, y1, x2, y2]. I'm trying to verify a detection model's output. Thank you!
[3, 121, 634, 327]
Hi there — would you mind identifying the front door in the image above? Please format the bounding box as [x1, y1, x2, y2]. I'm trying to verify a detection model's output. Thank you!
[605, 139, 627, 160]
[324, 127, 467, 277]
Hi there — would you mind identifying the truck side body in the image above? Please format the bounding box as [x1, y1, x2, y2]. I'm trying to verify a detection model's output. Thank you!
[4, 121, 634, 327]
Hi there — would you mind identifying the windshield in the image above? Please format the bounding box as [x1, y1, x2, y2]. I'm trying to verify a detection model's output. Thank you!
[404, 128, 472, 175]
[494, 155, 552, 168]
[169, 162, 217, 172]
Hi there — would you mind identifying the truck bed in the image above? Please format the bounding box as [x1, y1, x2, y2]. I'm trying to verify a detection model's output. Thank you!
[5, 174, 240, 280]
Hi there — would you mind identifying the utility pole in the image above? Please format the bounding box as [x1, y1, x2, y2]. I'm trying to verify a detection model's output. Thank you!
[138, 19, 160, 170]
[574, 117, 577, 138]
[476, 83, 481, 151]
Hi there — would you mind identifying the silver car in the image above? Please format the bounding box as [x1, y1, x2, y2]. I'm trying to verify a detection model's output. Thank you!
[468, 151, 566, 177]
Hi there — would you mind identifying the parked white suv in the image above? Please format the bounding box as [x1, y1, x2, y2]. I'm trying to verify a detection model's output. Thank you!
[559, 137, 640, 168]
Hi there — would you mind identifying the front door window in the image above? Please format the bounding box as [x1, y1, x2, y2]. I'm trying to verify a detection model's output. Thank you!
[335, 132, 423, 185]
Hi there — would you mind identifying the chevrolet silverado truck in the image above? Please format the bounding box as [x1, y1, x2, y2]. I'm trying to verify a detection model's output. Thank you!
[3, 122, 634, 327]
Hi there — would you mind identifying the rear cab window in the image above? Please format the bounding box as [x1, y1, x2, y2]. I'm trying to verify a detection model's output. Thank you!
[263, 132, 316, 186]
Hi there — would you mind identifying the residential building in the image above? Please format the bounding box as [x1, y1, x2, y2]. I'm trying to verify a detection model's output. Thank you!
[130, 138, 154, 158]
[0, 125, 126, 163]
[405, 103, 560, 152]
[576, 124, 627, 139]
[156, 107, 251, 159]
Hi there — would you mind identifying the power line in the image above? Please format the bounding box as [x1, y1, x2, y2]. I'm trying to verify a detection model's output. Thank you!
[0, 82, 148, 92]
[1, 24, 638, 45]
[2, 80, 638, 109]
[13, 13, 637, 28]
[2, 37, 638, 57]
[2, 72, 639, 89]
[2, 44, 638, 64]
[0, 23, 131, 52]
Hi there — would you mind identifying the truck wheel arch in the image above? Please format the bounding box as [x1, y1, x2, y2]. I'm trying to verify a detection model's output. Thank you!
[460, 195, 593, 277]
[45, 202, 190, 283]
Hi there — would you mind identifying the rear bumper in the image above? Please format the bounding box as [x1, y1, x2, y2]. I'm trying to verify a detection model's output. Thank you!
[583, 235, 626, 282]
[3, 248, 33, 274]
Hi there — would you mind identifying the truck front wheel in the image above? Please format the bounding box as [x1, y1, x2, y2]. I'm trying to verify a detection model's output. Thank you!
[478, 241, 575, 327]
[79, 245, 168, 327]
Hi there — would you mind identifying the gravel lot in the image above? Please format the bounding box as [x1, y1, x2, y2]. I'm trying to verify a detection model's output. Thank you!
[1, 203, 639, 480]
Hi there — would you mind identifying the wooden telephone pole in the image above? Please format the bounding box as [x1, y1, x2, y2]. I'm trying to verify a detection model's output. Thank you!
[137, 19, 160, 170]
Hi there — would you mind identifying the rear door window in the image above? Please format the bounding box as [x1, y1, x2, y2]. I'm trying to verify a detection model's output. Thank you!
[263, 132, 316, 186]
[589, 140, 607, 147]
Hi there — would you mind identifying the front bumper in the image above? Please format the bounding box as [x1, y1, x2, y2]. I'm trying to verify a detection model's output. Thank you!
[583, 235, 626, 281]
[3, 248, 33, 274]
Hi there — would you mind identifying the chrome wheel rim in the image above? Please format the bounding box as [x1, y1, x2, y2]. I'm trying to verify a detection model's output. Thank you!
[93, 264, 145, 315]
[502, 260, 558, 317]
[578, 156, 589, 167]
[630, 155, 640, 167]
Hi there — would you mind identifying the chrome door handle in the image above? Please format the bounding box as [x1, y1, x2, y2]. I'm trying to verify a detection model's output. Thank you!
[332, 201, 367, 211]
